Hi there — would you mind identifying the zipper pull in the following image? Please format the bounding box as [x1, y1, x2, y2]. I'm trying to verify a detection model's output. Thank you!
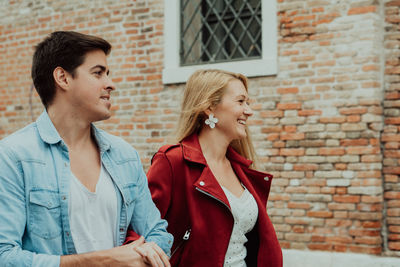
[183, 229, 191, 240]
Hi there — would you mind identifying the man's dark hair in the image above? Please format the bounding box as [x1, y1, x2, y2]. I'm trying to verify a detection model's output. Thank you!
[31, 31, 112, 108]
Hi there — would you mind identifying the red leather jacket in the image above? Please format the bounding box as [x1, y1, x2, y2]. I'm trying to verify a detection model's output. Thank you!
[126, 134, 282, 266]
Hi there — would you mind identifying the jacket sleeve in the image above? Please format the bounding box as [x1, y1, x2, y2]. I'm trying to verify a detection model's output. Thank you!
[0, 146, 60, 267]
[147, 152, 173, 219]
[128, 150, 173, 255]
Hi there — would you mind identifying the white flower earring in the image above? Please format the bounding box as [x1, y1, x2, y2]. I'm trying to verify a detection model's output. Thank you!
[205, 114, 218, 129]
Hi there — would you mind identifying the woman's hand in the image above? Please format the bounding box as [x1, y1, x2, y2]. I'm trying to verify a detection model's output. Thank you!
[133, 238, 171, 267]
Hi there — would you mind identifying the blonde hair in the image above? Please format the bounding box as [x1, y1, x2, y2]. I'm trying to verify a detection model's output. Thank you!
[175, 69, 258, 168]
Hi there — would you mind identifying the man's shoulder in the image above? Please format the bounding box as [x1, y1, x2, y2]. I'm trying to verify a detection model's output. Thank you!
[0, 123, 40, 155]
[0, 123, 45, 161]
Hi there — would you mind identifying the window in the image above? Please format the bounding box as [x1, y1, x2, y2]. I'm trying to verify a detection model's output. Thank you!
[163, 0, 277, 84]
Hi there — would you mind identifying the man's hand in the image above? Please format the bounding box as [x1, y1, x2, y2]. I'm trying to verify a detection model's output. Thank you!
[134, 240, 171, 267]
[60, 236, 150, 267]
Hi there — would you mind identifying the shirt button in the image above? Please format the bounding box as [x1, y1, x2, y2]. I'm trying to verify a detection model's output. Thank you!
[265, 177, 269, 181]
[64, 162, 68, 167]
[120, 228, 124, 232]
[199, 181, 205, 186]
[62, 196, 67, 201]
[66, 231, 70, 236]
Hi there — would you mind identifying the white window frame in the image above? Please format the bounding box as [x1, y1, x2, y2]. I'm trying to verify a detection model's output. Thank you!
[162, 0, 277, 84]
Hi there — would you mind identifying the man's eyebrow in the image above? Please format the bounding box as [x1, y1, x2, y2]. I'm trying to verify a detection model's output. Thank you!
[90, 65, 110, 75]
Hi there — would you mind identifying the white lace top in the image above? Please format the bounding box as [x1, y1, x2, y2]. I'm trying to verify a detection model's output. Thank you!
[222, 186, 258, 267]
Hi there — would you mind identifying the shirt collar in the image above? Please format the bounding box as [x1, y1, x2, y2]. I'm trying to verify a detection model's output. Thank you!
[36, 110, 62, 145]
[36, 110, 111, 152]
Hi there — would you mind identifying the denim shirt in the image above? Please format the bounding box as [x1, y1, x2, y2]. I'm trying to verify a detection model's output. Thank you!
[0, 111, 173, 267]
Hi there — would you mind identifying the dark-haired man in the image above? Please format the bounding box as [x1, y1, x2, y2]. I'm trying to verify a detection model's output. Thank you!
[0, 31, 172, 267]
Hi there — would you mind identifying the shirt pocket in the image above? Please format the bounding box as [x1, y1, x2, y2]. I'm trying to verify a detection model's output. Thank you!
[28, 189, 62, 239]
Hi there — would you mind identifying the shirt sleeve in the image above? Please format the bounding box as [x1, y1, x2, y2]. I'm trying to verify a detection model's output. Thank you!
[128, 150, 173, 256]
[0, 146, 60, 267]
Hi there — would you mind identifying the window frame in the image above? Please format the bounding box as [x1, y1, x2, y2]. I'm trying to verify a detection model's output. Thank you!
[162, 0, 277, 84]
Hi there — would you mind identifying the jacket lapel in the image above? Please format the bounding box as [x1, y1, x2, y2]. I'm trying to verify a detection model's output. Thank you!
[181, 134, 230, 208]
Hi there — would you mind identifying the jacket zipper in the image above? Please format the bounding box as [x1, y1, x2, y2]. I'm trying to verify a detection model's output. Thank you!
[195, 187, 231, 211]
[171, 229, 191, 257]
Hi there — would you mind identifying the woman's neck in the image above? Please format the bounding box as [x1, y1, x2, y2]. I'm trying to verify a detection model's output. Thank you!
[198, 127, 231, 163]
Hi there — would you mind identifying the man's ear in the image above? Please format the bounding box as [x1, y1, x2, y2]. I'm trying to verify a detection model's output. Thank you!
[53, 67, 70, 91]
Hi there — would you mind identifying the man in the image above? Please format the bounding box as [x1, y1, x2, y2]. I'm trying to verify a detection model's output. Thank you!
[0, 31, 172, 267]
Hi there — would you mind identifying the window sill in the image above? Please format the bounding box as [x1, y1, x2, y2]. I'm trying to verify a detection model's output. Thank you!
[162, 58, 277, 84]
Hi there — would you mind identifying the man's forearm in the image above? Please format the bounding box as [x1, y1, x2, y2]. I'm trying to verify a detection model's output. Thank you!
[60, 239, 148, 267]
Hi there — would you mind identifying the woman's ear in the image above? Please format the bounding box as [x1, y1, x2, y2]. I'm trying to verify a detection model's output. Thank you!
[205, 105, 215, 116]
[53, 67, 70, 91]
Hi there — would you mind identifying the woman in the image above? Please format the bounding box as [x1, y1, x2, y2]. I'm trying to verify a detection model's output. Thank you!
[127, 69, 282, 266]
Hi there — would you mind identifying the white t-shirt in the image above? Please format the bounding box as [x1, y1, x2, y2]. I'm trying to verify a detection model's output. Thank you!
[68, 164, 118, 253]
[222, 186, 258, 267]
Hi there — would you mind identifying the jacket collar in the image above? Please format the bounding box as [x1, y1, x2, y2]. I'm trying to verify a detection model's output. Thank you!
[36, 110, 111, 153]
[181, 133, 253, 168]
[182, 133, 273, 207]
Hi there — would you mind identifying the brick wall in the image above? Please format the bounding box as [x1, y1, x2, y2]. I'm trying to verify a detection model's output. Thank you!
[383, 0, 400, 255]
[0, 0, 399, 257]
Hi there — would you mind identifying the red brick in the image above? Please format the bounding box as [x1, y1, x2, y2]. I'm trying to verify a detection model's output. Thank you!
[346, 147, 380, 155]
[319, 147, 345, 155]
[361, 196, 382, 203]
[308, 243, 333, 251]
[319, 117, 346, 123]
[261, 126, 283, 133]
[388, 242, 400, 250]
[328, 203, 356, 211]
[389, 234, 400, 241]
[385, 192, 400, 199]
[386, 117, 400, 124]
[280, 148, 305, 156]
[339, 107, 368, 115]
[326, 236, 353, 244]
[298, 110, 322, 116]
[333, 195, 360, 203]
[288, 202, 311, 209]
[280, 133, 305, 140]
[355, 236, 382, 245]
[362, 221, 381, 228]
[389, 226, 400, 233]
[307, 211, 333, 218]
[349, 229, 381, 237]
[277, 102, 302, 110]
[348, 6, 377, 15]
[260, 110, 283, 118]
[340, 139, 368, 146]
[277, 87, 299, 94]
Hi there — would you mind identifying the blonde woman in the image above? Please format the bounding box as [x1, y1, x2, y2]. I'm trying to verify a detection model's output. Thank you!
[127, 69, 282, 267]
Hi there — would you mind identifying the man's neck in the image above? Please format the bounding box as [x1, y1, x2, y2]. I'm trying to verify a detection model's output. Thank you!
[47, 105, 93, 150]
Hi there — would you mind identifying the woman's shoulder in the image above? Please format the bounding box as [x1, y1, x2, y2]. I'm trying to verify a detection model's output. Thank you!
[153, 143, 183, 161]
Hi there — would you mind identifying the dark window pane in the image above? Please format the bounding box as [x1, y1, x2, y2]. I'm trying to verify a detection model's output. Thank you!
[180, 0, 262, 66]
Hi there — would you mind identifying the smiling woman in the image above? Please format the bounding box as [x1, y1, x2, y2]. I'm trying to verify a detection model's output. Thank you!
[126, 69, 283, 267]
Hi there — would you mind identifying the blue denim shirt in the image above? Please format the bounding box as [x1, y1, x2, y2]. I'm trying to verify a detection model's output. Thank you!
[0, 111, 173, 267]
